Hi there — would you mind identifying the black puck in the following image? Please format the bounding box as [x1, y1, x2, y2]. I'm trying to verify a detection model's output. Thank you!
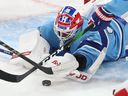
[42, 80, 51, 86]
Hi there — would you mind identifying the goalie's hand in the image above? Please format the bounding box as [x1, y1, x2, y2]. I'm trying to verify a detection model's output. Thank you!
[44, 53, 79, 77]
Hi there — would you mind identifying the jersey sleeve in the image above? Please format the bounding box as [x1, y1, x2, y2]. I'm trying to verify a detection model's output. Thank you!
[73, 19, 108, 76]
[74, 31, 102, 68]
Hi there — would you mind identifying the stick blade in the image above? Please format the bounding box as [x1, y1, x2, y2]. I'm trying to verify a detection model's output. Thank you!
[0, 70, 20, 82]
[0, 67, 37, 82]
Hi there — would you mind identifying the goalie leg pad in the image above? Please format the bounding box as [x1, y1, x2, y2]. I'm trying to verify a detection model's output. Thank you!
[9, 30, 50, 68]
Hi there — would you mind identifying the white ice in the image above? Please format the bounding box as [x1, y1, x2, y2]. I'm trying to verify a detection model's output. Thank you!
[0, 0, 127, 96]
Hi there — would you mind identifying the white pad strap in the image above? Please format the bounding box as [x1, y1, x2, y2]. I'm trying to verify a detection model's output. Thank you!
[87, 47, 107, 75]
[121, 11, 128, 22]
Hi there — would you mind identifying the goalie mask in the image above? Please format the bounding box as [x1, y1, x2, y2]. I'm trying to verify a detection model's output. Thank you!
[54, 6, 83, 41]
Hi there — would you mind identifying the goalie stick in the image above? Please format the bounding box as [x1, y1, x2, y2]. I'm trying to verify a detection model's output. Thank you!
[0, 66, 37, 82]
[0, 40, 55, 74]
[0, 43, 63, 82]
[0, 23, 94, 82]
[0, 44, 65, 82]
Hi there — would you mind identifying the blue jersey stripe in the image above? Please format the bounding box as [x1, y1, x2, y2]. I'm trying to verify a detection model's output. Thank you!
[78, 40, 103, 51]
[126, 50, 128, 56]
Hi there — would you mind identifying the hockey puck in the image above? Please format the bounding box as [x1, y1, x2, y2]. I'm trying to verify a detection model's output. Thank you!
[42, 80, 51, 86]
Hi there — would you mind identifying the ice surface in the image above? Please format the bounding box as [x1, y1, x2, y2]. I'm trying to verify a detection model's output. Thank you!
[0, 0, 128, 96]
[0, 56, 127, 96]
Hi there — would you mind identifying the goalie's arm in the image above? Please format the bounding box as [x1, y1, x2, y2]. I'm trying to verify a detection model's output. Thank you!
[67, 27, 108, 82]
[66, 47, 107, 82]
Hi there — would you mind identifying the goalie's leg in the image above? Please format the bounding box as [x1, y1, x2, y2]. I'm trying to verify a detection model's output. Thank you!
[9, 30, 50, 68]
